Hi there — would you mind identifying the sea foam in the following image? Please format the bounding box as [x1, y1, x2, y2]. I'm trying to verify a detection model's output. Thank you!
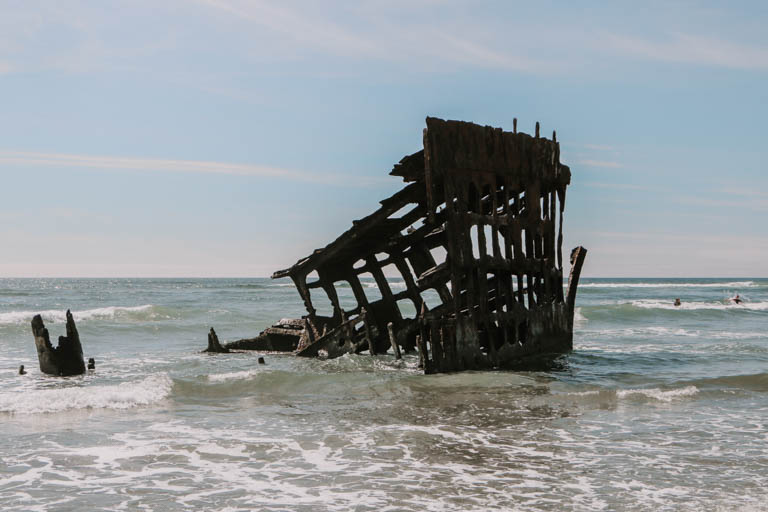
[578, 281, 757, 289]
[207, 370, 261, 383]
[616, 385, 699, 402]
[0, 374, 172, 414]
[0, 305, 156, 325]
[631, 299, 768, 311]
[566, 386, 699, 403]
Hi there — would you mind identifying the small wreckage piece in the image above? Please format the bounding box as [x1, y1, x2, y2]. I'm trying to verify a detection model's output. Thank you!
[215, 117, 587, 374]
[203, 319, 306, 354]
[31, 310, 86, 376]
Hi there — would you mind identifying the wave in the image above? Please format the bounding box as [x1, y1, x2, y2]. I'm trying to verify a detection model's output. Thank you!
[362, 281, 406, 290]
[688, 372, 768, 392]
[0, 374, 172, 414]
[0, 305, 160, 325]
[617, 385, 699, 401]
[573, 307, 587, 326]
[174, 364, 406, 400]
[581, 326, 700, 338]
[581, 325, 768, 340]
[207, 369, 261, 383]
[578, 281, 758, 289]
[630, 299, 768, 311]
[563, 385, 699, 403]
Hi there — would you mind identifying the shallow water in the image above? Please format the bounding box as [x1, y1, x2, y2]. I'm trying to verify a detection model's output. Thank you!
[1, 278, 767, 511]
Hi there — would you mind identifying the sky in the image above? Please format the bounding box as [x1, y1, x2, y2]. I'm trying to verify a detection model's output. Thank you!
[1, 0, 767, 277]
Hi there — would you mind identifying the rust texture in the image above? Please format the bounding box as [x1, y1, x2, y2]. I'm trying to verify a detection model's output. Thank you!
[272, 117, 586, 373]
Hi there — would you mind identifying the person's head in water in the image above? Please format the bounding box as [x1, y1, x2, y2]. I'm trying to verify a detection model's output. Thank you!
[674, 298, 681, 307]
[87, 358, 95, 370]
[18, 365, 26, 375]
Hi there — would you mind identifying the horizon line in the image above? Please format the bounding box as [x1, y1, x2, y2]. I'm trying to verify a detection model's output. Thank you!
[0, 276, 764, 279]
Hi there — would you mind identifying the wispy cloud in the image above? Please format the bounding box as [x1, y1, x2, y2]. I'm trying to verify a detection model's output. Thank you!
[577, 159, 623, 169]
[583, 144, 615, 151]
[573, 230, 768, 277]
[194, 0, 555, 72]
[197, 0, 378, 58]
[4, 0, 764, 80]
[0, 150, 384, 187]
[678, 193, 768, 212]
[586, 182, 648, 191]
[723, 187, 768, 199]
[607, 32, 768, 70]
[590, 230, 768, 249]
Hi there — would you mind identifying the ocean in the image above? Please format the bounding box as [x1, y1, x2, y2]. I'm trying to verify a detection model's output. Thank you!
[1, 277, 767, 511]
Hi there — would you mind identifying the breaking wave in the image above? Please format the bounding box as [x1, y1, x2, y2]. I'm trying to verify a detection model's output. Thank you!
[207, 369, 261, 383]
[687, 372, 768, 392]
[563, 385, 699, 403]
[616, 385, 699, 401]
[573, 307, 587, 326]
[630, 299, 768, 311]
[0, 305, 160, 325]
[0, 374, 172, 414]
[580, 326, 768, 339]
[578, 281, 758, 289]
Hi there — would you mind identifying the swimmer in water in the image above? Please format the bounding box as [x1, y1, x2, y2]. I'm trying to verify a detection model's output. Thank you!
[674, 298, 681, 307]
[88, 358, 95, 370]
[731, 294, 742, 304]
[18, 365, 26, 375]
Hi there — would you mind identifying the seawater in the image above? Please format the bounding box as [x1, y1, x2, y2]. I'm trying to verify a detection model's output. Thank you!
[1, 277, 767, 511]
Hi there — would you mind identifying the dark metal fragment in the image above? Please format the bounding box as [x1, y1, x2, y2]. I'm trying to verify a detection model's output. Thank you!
[224, 319, 305, 352]
[31, 310, 86, 376]
[203, 327, 229, 353]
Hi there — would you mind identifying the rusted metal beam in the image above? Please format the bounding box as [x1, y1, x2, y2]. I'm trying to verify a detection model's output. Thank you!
[566, 246, 588, 311]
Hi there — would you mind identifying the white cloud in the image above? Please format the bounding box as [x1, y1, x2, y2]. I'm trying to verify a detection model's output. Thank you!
[0, 150, 384, 187]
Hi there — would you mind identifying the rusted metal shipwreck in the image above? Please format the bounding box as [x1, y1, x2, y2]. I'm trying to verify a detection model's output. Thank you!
[209, 117, 586, 374]
[31, 310, 86, 376]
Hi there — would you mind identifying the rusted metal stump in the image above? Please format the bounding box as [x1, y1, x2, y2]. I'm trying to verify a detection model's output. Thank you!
[203, 327, 230, 353]
[31, 310, 86, 376]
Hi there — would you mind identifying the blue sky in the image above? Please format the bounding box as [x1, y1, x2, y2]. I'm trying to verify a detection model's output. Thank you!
[1, 0, 767, 277]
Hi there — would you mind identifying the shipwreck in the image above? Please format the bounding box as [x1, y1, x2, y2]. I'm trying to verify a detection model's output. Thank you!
[31, 310, 86, 376]
[210, 117, 586, 374]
